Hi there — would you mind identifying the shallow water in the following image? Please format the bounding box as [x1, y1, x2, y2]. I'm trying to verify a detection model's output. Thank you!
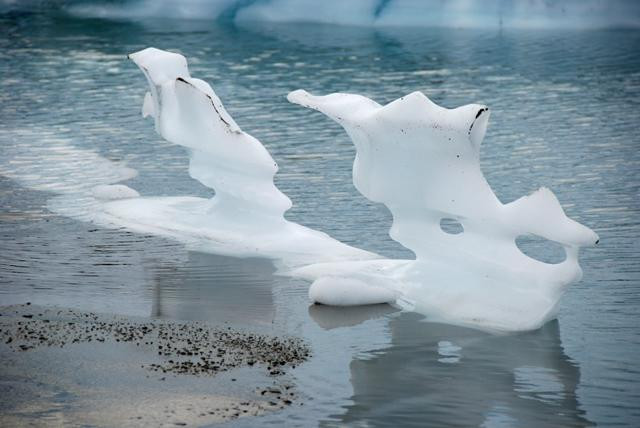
[1, 11, 639, 427]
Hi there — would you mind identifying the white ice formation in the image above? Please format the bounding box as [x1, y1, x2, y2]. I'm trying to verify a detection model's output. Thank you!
[97, 48, 376, 264]
[120, 48, 598, 331]
[288, 89, 598, 331]
[17, 47, 596, 332]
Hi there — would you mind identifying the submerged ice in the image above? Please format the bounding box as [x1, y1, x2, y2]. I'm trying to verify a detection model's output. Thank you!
[288, 90, 598, 331]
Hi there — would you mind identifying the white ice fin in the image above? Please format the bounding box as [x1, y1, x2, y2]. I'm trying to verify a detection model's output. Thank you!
[93, 48, 376, 264]
[128, 48, 290, 222]
[289, 89, 598, 331]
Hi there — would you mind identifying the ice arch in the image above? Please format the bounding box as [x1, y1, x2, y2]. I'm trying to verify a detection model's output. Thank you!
[289, 89, 598, 331]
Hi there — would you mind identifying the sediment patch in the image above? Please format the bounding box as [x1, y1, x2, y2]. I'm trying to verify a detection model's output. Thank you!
[0, 304, 310, 426]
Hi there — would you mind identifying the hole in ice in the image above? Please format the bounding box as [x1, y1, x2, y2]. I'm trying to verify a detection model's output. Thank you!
[439, 218, 464, 235]
[515, 235, 566, 264]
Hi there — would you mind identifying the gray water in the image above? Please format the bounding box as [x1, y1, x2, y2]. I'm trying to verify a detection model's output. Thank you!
[1, 11, 639, 427]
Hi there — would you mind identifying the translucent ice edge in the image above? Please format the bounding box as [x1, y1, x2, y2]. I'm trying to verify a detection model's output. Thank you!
[287, 88, 598, 332]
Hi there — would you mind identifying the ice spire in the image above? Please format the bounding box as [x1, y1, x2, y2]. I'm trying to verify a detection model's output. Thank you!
[129, 48, 292, 224]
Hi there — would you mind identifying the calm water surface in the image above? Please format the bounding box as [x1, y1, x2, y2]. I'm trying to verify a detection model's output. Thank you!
[1, 12, 639, 427]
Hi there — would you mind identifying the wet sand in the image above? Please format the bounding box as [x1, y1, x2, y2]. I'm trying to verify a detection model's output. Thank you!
[0, 304, 309, 427]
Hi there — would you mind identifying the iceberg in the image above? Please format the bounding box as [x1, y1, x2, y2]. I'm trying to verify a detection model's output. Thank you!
[96, 48, 375, 265]
[288, 89, 598, 331]
[116, 48, 598, 331]
[18, 47, 596, 332]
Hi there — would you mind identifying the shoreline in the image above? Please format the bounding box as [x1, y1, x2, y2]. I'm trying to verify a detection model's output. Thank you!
[0, 303, 309, 427]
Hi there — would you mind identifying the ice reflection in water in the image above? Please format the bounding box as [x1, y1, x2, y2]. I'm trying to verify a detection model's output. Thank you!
[150, 252, 277, 327]
[336, 319, 590, 428]
[149, 253, 591, 427]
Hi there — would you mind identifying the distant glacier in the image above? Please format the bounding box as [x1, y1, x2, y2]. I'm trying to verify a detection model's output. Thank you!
[3, 0, 640, 29]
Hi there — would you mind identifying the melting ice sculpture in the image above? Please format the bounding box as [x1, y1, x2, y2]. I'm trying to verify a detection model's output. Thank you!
[131, 48, 289, 222]
[288, 90, 599, 331]
[101, 48, 375, 263]
[115, 47, 597, 331]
